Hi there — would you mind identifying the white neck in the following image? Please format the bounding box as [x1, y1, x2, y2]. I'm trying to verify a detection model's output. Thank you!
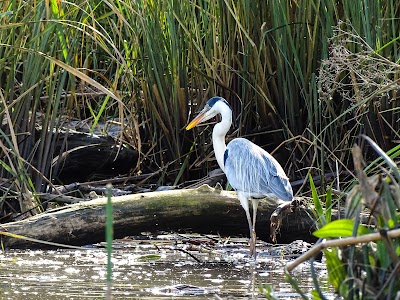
[212, 104, 232, 172]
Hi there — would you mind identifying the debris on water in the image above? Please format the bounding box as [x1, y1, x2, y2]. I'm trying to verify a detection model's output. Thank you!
[155, 185, 177, 191]
[137, 254, 162, 261]
[259, 240, 313, 257]
[98, 233, 314, 264]
[149, 283, 220, 296]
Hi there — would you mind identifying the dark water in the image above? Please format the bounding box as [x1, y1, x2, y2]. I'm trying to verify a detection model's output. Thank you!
[0, 235, 331, 299]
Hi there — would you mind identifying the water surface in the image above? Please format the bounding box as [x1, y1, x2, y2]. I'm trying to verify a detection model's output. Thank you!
[0, 234, 330, 299]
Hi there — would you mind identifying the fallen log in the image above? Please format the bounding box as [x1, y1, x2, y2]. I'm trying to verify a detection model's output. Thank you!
[0, 185, 315, 249]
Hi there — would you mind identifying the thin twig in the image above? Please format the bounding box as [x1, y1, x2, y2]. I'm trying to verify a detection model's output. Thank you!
[285, 227, 400, 273]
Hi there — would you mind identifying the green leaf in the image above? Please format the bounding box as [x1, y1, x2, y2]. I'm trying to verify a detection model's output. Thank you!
[376, 240, 391, 269]
[0, 159, 16, 177]
[284, 273, 309, 300]
[362, 135, 400, 182]
[324, 248, 346, 292]
[309, 174, 326, 226]
[325, 185, 332, 224]
[259, 284, 279, 300]
[313, 219, 371, 238]
[311, 289, 323, 300]
[50, 0, 60, 15]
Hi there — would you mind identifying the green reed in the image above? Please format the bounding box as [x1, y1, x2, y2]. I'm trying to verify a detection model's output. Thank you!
[282, 140, 400, 299]
[1, 0, 400, 216]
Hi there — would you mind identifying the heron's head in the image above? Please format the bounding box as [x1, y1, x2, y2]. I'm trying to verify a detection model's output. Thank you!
[186, 97, 231, 130]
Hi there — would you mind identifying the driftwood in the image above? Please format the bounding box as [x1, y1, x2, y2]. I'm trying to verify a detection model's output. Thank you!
[0, 185, 315, 249]
[54, 131, 138, 184]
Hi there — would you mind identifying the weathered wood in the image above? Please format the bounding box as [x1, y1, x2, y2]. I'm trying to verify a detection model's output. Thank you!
[0, 185, 315, 249]
[54, 131, 138, 184]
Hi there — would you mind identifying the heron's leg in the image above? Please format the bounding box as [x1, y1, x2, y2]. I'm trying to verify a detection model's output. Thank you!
[251, 199, 260, 232]
[238, 192, 256, 258]
[238, 193, 253, 235]
[250, 199, 259, 259]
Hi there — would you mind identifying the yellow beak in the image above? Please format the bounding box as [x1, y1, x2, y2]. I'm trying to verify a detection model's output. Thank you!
[186, 111, 207, 130]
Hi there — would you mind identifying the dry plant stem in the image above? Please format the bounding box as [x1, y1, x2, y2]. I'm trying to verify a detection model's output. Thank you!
[270, 199, 304, 243]
[375, 261, 400, 298]
[285, 228, 400, 273]
[270, 202, 294, 243]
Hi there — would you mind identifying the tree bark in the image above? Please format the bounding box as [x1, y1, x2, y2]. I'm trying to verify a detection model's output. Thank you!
[0, 185, 315, 249]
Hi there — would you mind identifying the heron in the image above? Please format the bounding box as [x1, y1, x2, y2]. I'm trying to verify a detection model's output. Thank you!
[186, 96, 293, 259]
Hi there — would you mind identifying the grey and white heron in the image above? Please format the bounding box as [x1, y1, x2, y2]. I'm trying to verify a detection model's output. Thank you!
[186, 96, 293, 258]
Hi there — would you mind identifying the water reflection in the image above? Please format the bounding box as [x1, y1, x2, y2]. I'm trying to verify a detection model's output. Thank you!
[0, 236, 330, 299]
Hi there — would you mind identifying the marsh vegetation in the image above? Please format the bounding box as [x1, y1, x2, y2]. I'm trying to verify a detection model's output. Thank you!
[1, 0, 400, 298]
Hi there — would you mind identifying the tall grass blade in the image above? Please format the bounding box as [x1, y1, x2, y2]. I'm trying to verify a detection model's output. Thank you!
[0, 231, 90, 250]
[361, 134, 400, 182]
[106, 183, 113, 299]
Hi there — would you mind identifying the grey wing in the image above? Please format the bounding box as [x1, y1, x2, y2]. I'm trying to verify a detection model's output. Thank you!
[224, 138, 293, 201]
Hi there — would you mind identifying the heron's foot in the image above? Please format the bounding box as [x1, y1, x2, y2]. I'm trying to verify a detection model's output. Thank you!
[270, 198, 305, 243]
[290, 198, 304, 211]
